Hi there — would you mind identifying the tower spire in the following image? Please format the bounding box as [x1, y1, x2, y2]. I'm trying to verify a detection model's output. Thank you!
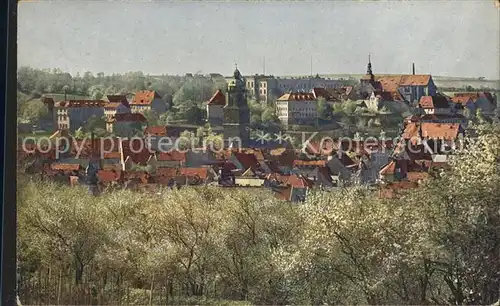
[367, 53, 373, 75]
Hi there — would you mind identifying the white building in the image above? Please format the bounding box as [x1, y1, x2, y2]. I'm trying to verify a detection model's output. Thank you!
[104, 95, 131, 132]
[130, 90, 166, 114]
[276, 92, 318, 126]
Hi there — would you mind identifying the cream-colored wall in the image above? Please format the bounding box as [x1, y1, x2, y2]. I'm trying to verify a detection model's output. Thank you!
[235, 177, 265, 187]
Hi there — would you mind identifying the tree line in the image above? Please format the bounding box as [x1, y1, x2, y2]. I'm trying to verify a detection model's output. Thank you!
[17, 123, 500, 305]
[17, 67, 281, 129]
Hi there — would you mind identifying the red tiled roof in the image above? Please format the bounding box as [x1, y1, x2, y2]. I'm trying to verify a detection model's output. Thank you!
[144, 126, 167, 136]
[274, 186, 292, 201]
[292, 160, 327, 167]
[55, 100, 106, 108]
[121, 139, 153, 165]
[453, 92, 495, 104]
[207, 90, 226, 106]
[156, 168, 178, 177]
[420, 123, 460, 140]
[156, 167, 209, 180]
[419, 96, 449, 109]
[103, 152, 121, 159]
[268, 174, 314, 188]
[97, 170, 123, 182]
[50, 163, 81, 171]
[284, 174, 314, 188]
[399, 75, 431, 86]
[450, 96, 473, 106]
[180, 168, 209, 180]
[157, 150, 187, 162]
[402, 122, 420, 144]
[376, 76, 402, 92]
[277, 92, 317, 101]
[406, 171, 430, 182]
[131, 90, 160, 105]
[69, 138, 121, 158]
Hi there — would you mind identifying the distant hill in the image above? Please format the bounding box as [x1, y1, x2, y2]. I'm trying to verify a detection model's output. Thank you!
[277, 74, 500, 90]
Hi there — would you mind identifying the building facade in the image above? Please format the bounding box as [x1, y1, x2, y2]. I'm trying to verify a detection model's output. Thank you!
[130, 91, 166, 114]
[54, 100, 106, 131]
[206, 90, 226, 126]
[276, 92, 318, 126]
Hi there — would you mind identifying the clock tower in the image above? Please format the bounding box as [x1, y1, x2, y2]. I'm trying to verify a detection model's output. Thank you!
[223, 65, 250, 148]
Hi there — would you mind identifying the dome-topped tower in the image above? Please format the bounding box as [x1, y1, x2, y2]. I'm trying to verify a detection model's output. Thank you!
[233, 64, 242, 80]
[223, 64, 250, 147]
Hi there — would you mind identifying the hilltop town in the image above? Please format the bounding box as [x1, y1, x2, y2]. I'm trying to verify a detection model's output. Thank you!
[16, 58, 499, 201]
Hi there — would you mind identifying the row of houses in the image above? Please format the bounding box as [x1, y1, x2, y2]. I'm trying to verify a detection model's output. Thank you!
[43, 91, 164, 132]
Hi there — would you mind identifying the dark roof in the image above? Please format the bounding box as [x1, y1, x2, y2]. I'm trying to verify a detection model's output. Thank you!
[419, 96, 449, 109]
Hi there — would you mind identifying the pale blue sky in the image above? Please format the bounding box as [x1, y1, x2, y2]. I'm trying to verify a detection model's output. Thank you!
[18, 0, 500, 79]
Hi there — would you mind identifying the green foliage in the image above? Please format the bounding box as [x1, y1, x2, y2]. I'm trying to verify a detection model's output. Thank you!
[317, 97, 332, 120]
[20, 100, 49, 124]
[84, 115, 106, 132]
[142, 109, 160, 126]
[17, 125, 500, 304]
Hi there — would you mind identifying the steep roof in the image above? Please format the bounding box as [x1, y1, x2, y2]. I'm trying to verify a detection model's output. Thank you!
[419, 96, 450, 109]
[450, 96, 473, 106]
[207, 90, 226, 106]
[402, 122, 420, 144]
[233, 151, 260, 171]
[131, 90, 160, 105]
[157, 150, 187, 162]
[144, 126, 167, 136]
[277, 92, 317, 101]
[106, 95, 128, 103]
[420, 123, 460, 140]
[311, 87, 339, 102]
[120, 139, 153, 165]
[399, 75, 431, 86]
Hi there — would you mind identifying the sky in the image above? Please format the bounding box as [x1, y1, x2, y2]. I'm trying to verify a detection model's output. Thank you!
[18, 0, 500, 79]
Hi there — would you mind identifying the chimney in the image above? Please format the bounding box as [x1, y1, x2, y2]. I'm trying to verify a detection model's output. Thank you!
[412, 63, 415, 75]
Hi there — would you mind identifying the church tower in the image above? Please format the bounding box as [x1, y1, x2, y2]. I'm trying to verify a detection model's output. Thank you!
[223, 65, 250, 148]
[363, 54, 375, 84]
